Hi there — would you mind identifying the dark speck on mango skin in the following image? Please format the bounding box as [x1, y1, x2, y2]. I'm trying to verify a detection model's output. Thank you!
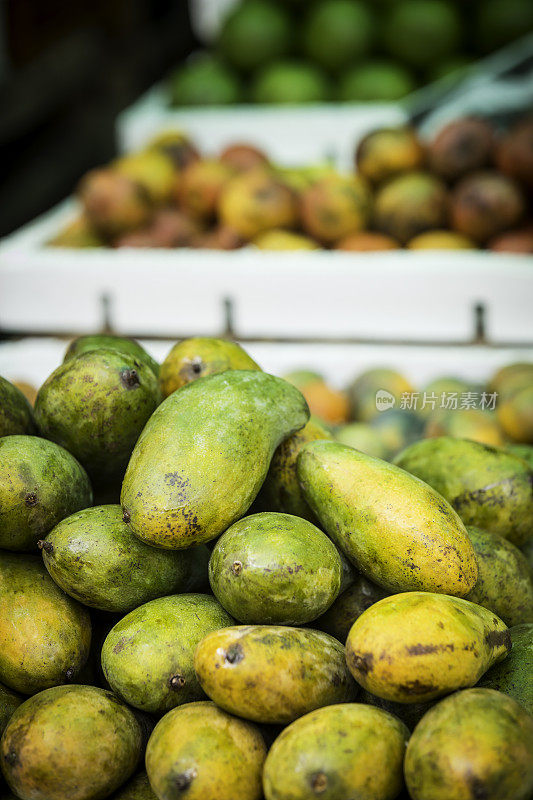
[394, 437, 533, 547]
[34, 348, 162, 488]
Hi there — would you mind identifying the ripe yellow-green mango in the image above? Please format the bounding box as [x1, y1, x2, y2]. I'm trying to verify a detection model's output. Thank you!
[64, 334, 160, 379]
[315, 574, 389, 643]
[0, 376, 36, 437]
[405, 688, 533, 800]
[194, 625, 356, 723]
[263, 703, 409, 800]
[346, 592, 510, 703]
[498, 384, 533, 443]
[0, 685, 143, 800]
[395, 437, 533, 546]
[347, 368, 414, 422]
[297, 440, 477, 596]
[479, 623, 533, 714]
[159, 337, 260, 398]
[101, 594, 233, 715]
[335, 422, 389, 460]
[0, 553, 91, 694]
[466, 526, 533, 626]
[258, 418, 331, 522]
[121, 371, 309, 549]
[208, 512, 342, 624]
[41, 505, 195, 612]
[0, 435, 92, 551]
[145, 701, 266, 800]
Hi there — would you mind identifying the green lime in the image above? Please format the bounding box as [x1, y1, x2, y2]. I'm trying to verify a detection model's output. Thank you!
[302, 0, 375, 73]
[252, 60, 330, 104]
[169, 55, 242, 106]
[382, 0, 462, 68]
[339, 61, 416, 101]
[218, 0, 292, 72]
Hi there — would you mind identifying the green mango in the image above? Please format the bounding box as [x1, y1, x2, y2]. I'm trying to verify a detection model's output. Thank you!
[159, 337, 260, 398]
[0, 376, 36, 437]
[297, 440, 477, 596]
[208, 512, 342, 625]
[109, 773, 156, 800]
[101, 594, 233, 715]
[0, 435, 92, 551]
[257, 419, 331, 522]
[145, 701, 266, 800]
[315, 575, 389, 643]
[507, 442, 533, 468]
[395, 437, 533, 546]
[121, 371, 309, 549]
[0, 553, 91, 694]
[64, 334, 160, 378]
[263, 703, 409, 800]
[335, 422, 388, 460]
[35, 349, 161, 486]
[0, 684, 21, 738]
[194, 625, 356, 724]
[404, 688, 533, 800]
[466, 526, 533, 626]
[479, 623, 533, 714]
[345, 592, 510, 704]
[0, 685, 143, 800]
[40, 505, 198, 612]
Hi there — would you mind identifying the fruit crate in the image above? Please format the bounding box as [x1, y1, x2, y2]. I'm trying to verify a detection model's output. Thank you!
[1, 197, 533, 344]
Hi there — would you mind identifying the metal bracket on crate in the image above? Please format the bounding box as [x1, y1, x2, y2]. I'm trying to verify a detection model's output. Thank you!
[0, 295, 532, 349]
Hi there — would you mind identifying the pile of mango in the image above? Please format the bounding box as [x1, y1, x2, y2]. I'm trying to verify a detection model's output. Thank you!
[290, 360, 533, 459]
[50, 115, 533, 254]
[0, 334, 532, 800]
[169, 0, 533, 105]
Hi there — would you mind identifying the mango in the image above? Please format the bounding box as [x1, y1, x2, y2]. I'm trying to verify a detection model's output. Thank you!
[345, 592, 510, 703]
[35, 349, 161, 486]
[110, 773, 156, 800]
[0, 685, 142, 800]
[208, 512, 342, 624]
[78, 169, 151, 238]
[176, 159, 234, 221]
[374, 171, 449, 244]
[101, 594, 233, 714]
[253, 230, 318, 250]
[121, 371, 308, 549]
[370, 408, 424, 458]
[48, 215, 103, 248]
[0, 376, 36, 437]
[404, 688, 533, 800]
[64, 334, 159, 378]
[347, 367, 414, 422]
[0, 553, 91, 694]
[145, 701, 266, 800]
[489, 361, 533, 398]
[0, 435, 92, 551]
[355, 127, 425, 185]
[466, 526, 533, 626]
[451, 171, 525, 244]
[394, 437, 533, 546]
[425, 408, 504, 447]
[315, 575, 389, 643]
[115, 150, 176, 204]
[479, 623, 533, 714]
[258, 419, 331, 522]
[497, 384, 533, 443]
[218, 169, 298, 240]
[159, 337, 260, 397]
[298, 441, 477, 595]
[335, 422, 388, 459]
[407, 230, 475, 249]
[263, 703, 409, 800]
[300, 174, 372, 245]
[0, 684, 21, 738]
[194, 625, 355, 724]
[40, 505, 196, 612]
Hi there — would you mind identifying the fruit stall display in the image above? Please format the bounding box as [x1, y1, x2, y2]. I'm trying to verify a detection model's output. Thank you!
[0, 333, 532, 800]
[169, 0, 533, 106]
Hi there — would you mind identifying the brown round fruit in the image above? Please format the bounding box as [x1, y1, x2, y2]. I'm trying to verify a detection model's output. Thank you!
[489, 228, 533, 254]
[78, 169, 152, 238]
[428, 117, 494, 182]
[495, 118, 533, 190]
[220, 143, 270, 172]
[176, 160, 235, 221]
[450, 171, 525, 243]
[218, 168, 298, 240]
